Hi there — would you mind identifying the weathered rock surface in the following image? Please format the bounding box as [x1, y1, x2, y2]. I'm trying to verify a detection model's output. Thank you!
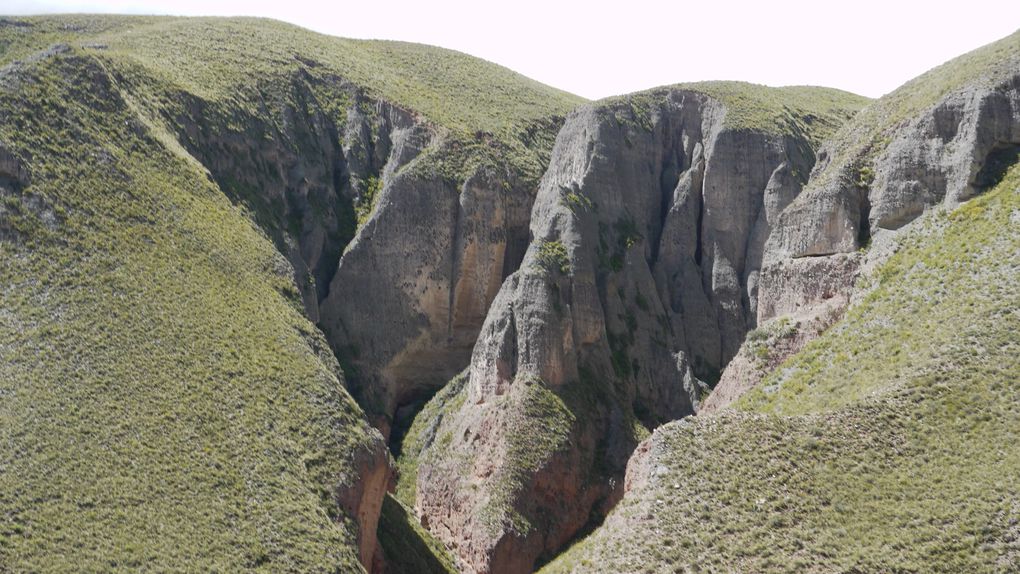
[405, 85, 861, 573]
[764, 77, 1020, 284]
[142, 65, 554, 437]
[706, 34, 1020, 412]
[541, 132, 1020, 571]
[2, 15, 581, 573]
[337, 438, 396, 569]
[320, 156, 536, 436]
[130, 65, 432, 324]
[754, 252, 861, 324]
[0, 141, 30, 188]
[700, 296, 846, 414]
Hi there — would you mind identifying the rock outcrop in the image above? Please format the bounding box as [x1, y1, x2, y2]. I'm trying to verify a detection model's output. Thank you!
[123, 59, 566, 438]
[403, 84, 866, 573]
[320, 146, 537, 437]
[713, 32, 1020, 409]
[541, 147, 1020, 573]
[155, 72, 433, 325]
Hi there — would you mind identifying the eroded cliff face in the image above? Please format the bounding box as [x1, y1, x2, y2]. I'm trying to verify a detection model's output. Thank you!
[765, 72, 1020, 290]
[708, 69, 1020, 412]
[107, 60, 550, 570]
[1, 44, 395, 573]
[405, 88, 827, 573]
[320, 150, 536, 437]
[127, 63, 549, 439]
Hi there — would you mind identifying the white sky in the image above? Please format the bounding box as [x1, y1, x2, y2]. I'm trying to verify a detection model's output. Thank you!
[6, 0, 1020, 100]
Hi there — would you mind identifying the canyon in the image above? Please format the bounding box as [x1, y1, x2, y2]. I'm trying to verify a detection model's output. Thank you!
[1, 15, 1017, 574]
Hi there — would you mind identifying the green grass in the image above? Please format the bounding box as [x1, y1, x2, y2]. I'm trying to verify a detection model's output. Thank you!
[536, 240, 571, 274]
[397, 372, 578, 539]
[376, 495, 459, 574]
[743, 163, 1020, 415]
[0, 45, 384, 572]
[1, 15, 583, 139]
[600, 80, 870, 146]
[0, 14, 585, 227]
[394, 372, 469, 507]
[542, 164, 1020, 573]
[478, 377, 576, 537]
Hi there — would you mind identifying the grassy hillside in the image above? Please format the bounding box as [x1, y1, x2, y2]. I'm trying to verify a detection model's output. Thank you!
[602, 81, 870, 146]
[0, 15, 583, 139]
[0, 14, 588, 572]
[543, 163, 1020, 573]
[0, 45, 386, 571]
[1, 15, 586, 200]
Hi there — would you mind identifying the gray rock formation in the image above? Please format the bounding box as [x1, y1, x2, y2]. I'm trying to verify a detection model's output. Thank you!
[766, 78, 1020, 270]
[714, 55, 1020, 412]
[165, 71, 432, 325]
[407, 86, 839, 574]
[156, 67, 549, 437]
[320, 155, 535, 436]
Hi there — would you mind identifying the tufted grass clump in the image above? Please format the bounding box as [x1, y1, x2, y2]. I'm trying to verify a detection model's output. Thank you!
[536, 239, 571, 274]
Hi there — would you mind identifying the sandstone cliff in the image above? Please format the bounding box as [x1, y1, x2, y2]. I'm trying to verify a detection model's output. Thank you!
[139, 69, 553, 438]
[400, 83, 866, 573]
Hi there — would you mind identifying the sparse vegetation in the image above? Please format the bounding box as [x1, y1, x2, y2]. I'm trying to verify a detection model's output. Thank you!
[356, 175, 382, 226]
[0, 14, 584, 573]
[537, 240, 571, 274]
[480, 377, 577, 536]
[601, 81, 870, 146]
[810, 28, 1020, 189]
[3, 12, 1018, 574]
[561, 187, 595, 214]
[395, 372, 469, 507]
[376, 494, 459, 574]
[744, 316, 798, 364]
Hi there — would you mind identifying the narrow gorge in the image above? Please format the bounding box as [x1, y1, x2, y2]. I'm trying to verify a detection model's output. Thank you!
[1, 15, 1018, 574]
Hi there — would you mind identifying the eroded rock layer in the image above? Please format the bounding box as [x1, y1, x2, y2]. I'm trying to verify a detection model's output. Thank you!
[403, 84, 866, 573]
[710, 37, 1020, 412]
[123, 60, 567, 438]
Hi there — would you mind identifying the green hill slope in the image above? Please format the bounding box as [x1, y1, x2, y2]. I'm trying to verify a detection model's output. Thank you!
[0, 46, 389, 572]
[543, 161, 1020, 573]
[1, 15, 582, 139]
[0, 15, 584, 572]
[815, 27, 1020, 187]
[605, 80, 868, 146]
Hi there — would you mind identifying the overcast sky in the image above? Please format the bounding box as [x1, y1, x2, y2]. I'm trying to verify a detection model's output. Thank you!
[6, 0, 1020, 100]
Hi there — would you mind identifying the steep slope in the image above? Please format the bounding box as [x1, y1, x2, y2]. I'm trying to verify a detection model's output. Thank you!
[0, 15, 581, 572]
[706, 28, 1020, 411]
[543, 162, 1020, 573]
[1, 15, 583, 439]
[0, 47, 388, 572]
[398, 83, 867, 573]
[376, 494, 459, 574]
